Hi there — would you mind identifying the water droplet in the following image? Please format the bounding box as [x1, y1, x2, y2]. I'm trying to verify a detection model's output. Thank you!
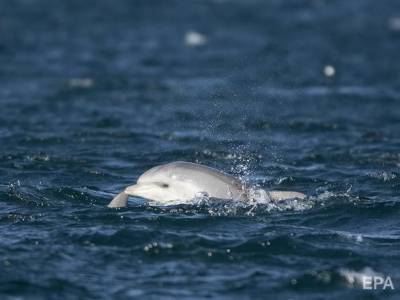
[323, 65, 335, 77]
[184, 31, 207, 47]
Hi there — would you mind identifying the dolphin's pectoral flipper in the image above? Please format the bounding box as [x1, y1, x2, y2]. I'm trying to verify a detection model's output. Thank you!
[108, 191, 129, 208]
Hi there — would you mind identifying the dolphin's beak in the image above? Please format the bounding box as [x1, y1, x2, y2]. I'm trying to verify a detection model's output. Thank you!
[125, 183, 157, 198]
[124, 184, 141, 195]
[108, 183, 156, 208]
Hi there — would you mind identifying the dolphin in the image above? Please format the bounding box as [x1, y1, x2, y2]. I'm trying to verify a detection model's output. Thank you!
[108, 161, 306, 208]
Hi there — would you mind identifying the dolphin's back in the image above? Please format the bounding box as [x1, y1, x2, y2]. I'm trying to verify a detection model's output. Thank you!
[138, 161, 245, 199]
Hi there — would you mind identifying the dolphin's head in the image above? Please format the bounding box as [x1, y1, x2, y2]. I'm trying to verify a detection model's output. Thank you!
[123, 164, 198, 204]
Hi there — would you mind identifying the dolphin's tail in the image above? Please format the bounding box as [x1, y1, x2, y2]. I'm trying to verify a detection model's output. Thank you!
[268, 191, 306, 201]
[247, 188, 306, 203]
[108, 191, 129, 208]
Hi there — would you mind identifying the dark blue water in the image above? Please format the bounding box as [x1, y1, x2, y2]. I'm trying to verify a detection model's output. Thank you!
[1, 0, 400, 299]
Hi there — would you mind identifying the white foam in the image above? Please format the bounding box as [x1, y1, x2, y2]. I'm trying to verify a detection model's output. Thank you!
[69, 78, 94, 88]
[388, 17, 400, 31]
[339, 267, 382, 287]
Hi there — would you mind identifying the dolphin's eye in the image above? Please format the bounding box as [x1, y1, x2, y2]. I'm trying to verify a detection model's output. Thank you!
[161, 183, 169, 188]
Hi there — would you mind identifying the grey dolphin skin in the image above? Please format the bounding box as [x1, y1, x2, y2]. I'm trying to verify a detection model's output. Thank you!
[108, 161, 306, 208]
